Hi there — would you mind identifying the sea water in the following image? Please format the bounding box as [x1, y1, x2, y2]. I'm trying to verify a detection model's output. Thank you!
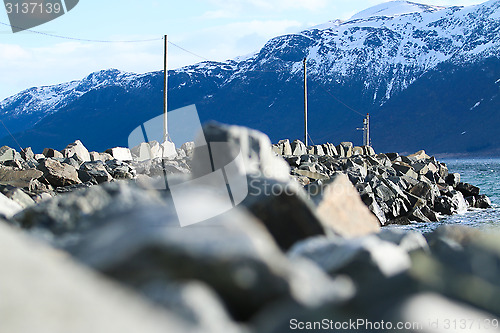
[387, 158, 500, 234]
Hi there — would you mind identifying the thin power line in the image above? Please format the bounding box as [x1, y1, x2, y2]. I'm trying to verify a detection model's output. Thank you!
[313, 80, 365, 117]
[0, 21, 163, 43]
[167, 40, 209, 61]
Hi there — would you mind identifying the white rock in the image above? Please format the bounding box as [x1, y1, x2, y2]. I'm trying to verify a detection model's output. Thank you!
[161, 141, 177, 159]
[0, 192, 23, 219]
[62, 140, 91, 162]
[105, 148, 133, 161]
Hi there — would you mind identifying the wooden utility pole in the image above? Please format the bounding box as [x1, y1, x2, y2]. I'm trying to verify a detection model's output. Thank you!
[362, 113, 370, 146]
[303, 58, 308, 146]
[163, 34, 168, 142]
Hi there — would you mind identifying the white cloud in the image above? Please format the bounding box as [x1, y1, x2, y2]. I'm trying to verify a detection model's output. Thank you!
[0, 40, 164, 100]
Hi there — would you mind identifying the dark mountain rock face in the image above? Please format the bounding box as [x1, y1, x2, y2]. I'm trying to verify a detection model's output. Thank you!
[1, 1, 499, 154]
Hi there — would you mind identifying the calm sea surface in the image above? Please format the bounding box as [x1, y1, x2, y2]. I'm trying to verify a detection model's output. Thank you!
[387, 158, 500, 233]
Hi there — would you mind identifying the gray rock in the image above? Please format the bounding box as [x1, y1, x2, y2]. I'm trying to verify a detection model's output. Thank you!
[160, 141, 178, 159]
[0, 146, 18, 162]
[20, 147, 35, 163]
[445, 172, 461, 187]
[340, 142, 353, 157]
[393, 161, 418, 180]
[63, 156, 83, 169]
[62, 140, 91, 162]
[193, 123, 291, 183]
[43, 148, 64, 159]
[243, 176, 325, 250]
[28, 178, 54, 194]
[79, 161, 113, 184]
[409, 181, 437, 207]
[391, 293, 500, 333]
[68, 191, 294, 321]
[288, 235, 411, 281]
[37, 158, 81, 187]
[14, 181, 165, 238]
[317, 174, 381, 237]
[181, 142, 195, 159]
[456, 182, 480, 197]
[434, 191, 467, 215]
[475, 194, 492, 209]
[0, 223, 195, 333]
[138, 281, 243, 333]
[105, 160, 136, 180]
[408, 206, 432, 223]
[407, 150, 430, 161]
[0, 165, 44, 188]
[377, 229, 430, 253]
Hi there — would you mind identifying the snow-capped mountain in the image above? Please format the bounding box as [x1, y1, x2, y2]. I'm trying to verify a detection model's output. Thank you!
[1, 0, 500, 154]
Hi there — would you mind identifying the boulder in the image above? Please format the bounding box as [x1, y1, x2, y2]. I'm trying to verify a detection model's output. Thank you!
[105, 160, 136, 180]
[314, 145, 325, 156]
[181, 142, 195, 159]
[20, 147, 35, 163]
[68, 192, 293, 321]
[407, 150, 430, 161]
[28, 178, 54, 194]
[377, 229, 430, 253]
[475, 194, 492, 209]
[0, 165, 44, 188]
[317, 174, 381, 237]
[37, 158, 81, 188]
[434, 191, 467, 215]
[438, 163, 449, 180]
[0, 192, 23, 219]
[1, 187, 35, 209]
[363, 145, 376, 156]
[456, 182, 480, 197]
[407, 207, 432, 223]
[14, 181, 165, 237]
[79, 161, 113, 184]
[105, 148, 133, 161]
[445, 173, 461, 187]
[408, 181, 437, 207]
[61, 140, 91, 162]
[243, 177, 326, 251]
[278, 139, 293, 156]
[0, 146, 18, 162]
[192, 123, 291, 183]
[89, 152, 114, 162]
[352, 146, 364, 156]
[291, 140, 307, 156]
[288, 236, 411, 281]
[161, 141, 178, 159]
[392, 162, 418, 180]
[42, 148, 64, 159]
[131, 141, 162, 161]
[0, 223, 195, 333]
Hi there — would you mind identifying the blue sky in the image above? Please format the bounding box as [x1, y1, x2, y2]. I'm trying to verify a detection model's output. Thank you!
[0, 0, 486, 100]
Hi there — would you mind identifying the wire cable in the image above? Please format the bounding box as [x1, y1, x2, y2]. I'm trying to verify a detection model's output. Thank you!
[0, 21, 163, 43]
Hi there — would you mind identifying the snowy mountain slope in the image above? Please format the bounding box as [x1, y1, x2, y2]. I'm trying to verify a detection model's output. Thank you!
[350, 1, 445, 20]
[0, 69, 158, 138]
[1, 0, 500, 154]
